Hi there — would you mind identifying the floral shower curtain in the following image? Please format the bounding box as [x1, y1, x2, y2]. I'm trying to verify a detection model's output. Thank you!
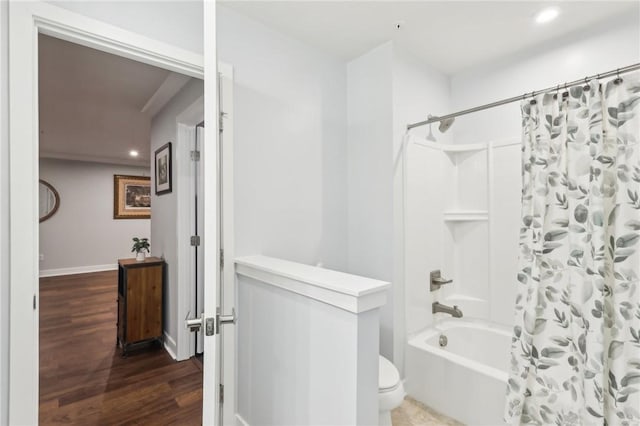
[505, 74, 640, 425]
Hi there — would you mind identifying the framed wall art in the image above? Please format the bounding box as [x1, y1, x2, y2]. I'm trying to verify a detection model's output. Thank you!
[114, 175, 151, 219]
[155, 142, 172, 195]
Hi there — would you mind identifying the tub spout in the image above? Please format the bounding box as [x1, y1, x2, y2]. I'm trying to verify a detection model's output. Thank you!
[432, 302, 463, 318]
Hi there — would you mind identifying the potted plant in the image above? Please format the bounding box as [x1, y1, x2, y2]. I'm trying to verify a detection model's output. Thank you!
[131, 237, 150, 261]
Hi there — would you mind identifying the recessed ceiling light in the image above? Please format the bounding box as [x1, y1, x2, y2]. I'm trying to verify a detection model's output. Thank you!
[129, 150, 139, 157]
[535, 7, 560, 24]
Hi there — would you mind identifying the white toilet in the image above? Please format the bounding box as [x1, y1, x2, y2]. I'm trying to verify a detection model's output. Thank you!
[378, 355, 405, 426]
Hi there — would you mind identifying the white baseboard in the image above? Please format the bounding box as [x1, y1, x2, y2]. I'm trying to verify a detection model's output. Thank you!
[236, 414, 249, 426]
[163, 331, 178, 360]
[39, 263, 117, 278]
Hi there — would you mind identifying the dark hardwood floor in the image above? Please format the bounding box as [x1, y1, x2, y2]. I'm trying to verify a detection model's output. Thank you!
[40, 271, 203, 425]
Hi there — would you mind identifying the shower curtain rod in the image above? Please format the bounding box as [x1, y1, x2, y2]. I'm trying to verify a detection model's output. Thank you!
[407, 62, 640, 130]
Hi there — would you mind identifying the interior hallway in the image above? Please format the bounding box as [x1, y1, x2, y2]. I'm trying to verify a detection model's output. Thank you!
[39, 271, 202, 425]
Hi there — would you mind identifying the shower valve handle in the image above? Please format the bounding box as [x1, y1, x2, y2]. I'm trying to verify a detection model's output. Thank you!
[430, 270, 453, 291]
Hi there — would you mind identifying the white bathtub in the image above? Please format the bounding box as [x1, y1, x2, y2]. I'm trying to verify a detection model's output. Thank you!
[405, 319, 512, 425]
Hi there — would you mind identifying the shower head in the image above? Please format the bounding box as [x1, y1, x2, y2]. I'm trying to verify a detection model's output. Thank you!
[438, 117, 455, 133]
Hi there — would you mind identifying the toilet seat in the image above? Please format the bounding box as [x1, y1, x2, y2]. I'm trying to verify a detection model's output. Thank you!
[378, 355, 405, 414]
[378, 355, 400, 392]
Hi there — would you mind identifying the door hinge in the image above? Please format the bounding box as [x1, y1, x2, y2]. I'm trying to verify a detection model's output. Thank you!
[190, 150, 200, 161]
[219, 112, 227, 132]
[33, 294, 36, 310]
[219, 248, 224, 268]
[190, 235, 201, 246]
[219, 384, 224, 403]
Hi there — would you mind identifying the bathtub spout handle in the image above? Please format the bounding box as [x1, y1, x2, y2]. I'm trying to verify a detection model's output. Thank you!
[430, 270, 453, 291]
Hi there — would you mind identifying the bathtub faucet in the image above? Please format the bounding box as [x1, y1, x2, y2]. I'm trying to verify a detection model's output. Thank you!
[432, 302, 463, 318]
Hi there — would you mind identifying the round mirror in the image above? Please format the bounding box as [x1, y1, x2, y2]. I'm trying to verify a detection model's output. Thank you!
[39, 179, 60, 222]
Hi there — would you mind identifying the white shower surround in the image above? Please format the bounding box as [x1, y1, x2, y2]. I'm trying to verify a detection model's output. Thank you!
[403, 136, 522, 336]
[405, 319, 511, 425]
[403, 135, 522, 423]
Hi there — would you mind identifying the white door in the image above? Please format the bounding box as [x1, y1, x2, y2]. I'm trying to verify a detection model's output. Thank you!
[202, 3, 221, 423]
[183, 78, 229, 423]
[188, 122, 222, 425]
[192, 66, 235, 425]
[218, 66, 236, 426]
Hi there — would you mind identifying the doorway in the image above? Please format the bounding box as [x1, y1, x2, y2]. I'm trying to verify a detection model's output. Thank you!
[7, 2, 226, 424]
[37, 33, 206, 423]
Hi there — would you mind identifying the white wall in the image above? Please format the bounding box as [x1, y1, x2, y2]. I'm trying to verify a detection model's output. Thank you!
[217, 6, 348, 271]
[347, 43, 452, 363]
[49, 1, 203, 55]
[347, 42, 394, 359]
[0, 0, 8, 422]
[391, 48, 451, 371]
[38, 159, 150, 274]
[452, 16, 640, 145]
[150, 78, 203, 351]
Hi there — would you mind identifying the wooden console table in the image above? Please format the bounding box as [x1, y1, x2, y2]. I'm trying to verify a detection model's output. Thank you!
[117, 257, 165, 355]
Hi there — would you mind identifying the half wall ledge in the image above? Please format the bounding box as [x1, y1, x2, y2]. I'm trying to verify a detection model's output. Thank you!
[234, 255, 391, 314]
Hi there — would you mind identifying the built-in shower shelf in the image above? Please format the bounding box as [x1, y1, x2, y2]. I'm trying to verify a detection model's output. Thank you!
[441, 143, 487, 153]
[443, 210, 489, 222]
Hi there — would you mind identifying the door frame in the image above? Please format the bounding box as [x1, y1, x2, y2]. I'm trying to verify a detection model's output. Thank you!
[175, 98, 204, 362]
[7, 2, 216, 424]
[176, 64, 234, 364]
[217, 64, 236, 426]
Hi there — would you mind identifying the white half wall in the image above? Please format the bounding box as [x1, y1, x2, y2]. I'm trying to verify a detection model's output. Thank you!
[217, 5, 348, 271]
[38, 159, 150, 274]
[235, 256, 389, 426]
[150, 78, 204, 354]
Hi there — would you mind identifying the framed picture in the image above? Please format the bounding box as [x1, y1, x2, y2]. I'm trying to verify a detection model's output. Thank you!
[114, 175, 151, 219]
[155, 142, 172, 195]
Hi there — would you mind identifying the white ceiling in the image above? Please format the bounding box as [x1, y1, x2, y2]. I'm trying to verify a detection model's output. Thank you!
[221, 1, 639, 74]
[39, 35, 182, 166]
[38, 2, 638, 165]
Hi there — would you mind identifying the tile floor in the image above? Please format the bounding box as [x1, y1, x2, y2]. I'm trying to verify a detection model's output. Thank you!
[392, 396, 463, 426]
